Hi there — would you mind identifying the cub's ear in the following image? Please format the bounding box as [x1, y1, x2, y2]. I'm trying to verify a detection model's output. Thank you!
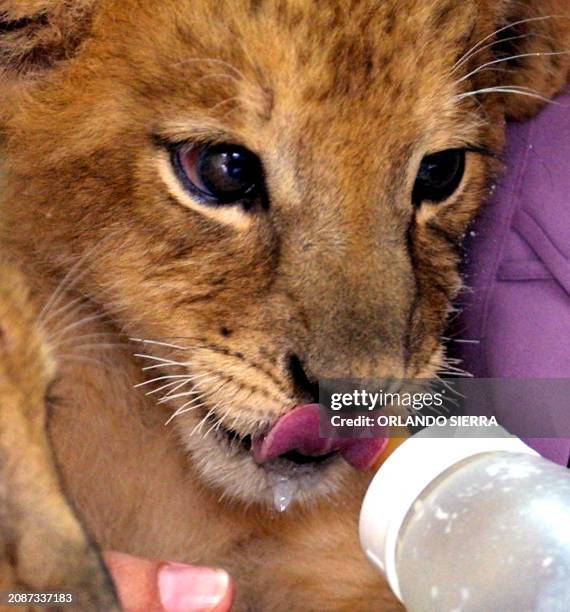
[0, 0, 96, 78]
[493, 0, 570, 120]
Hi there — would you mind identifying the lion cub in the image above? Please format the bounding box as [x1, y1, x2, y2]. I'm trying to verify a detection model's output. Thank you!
[0, 258, 117, 611]
[0, 0, 569, 610]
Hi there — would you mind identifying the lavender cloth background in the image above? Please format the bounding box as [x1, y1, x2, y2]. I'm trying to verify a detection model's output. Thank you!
[453, 89, 570, 466]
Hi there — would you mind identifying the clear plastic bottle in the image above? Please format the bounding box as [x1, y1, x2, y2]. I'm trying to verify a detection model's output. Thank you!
[360, 425, 570, 611]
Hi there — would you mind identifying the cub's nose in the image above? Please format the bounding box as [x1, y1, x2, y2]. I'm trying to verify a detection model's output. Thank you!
[286, 353, 319, 403]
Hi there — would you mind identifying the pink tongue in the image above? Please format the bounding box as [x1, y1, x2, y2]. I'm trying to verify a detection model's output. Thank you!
[252, 404, 387, 471]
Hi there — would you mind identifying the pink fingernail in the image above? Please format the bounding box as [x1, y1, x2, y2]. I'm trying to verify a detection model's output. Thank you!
[158, 563, 230, 612]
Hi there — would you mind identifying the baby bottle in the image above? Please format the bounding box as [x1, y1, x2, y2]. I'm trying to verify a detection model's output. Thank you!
[360, 425, 570, 611]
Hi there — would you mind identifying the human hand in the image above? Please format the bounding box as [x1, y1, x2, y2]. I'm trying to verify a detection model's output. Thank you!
[104, 552, 234, 612]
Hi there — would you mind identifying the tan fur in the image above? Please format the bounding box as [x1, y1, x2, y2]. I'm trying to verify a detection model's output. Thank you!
[0, 258, 118, 610]
[0, 1, 569, 609]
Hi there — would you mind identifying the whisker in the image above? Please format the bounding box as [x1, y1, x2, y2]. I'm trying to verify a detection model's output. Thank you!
[57, 354, 110, 369]
[146, 378, 193, 397]
[441, 363, 471, 373]
[189, 402, 220, 438]
[38, 240, 104, 323]
[457, 50, 570, 84]
[134, 353, 188, 365]
[453, 15, 562, 72]
[157, 373, 220, 402]
[204, 406, 233, 439]
[205, 417, 223, 439]
[165, 403, 206, 426]
[165, 397, 208, 425]
[52, 333, 126, 350]
[134, 353, 198, 372]
[165, 391, 208, 408]
[457, 86, 558, 104]
[161, 378, 199, 397]
[158, 385, 212, 404]
[438, 370, 473, 378]
[56, 331, 122, 343]
[198, 406, 218, 435]
[438, 360, 473, 377]
[142, 363, 189, 371]
[436, 376, 466, 399]
[42, 294, 90, 330]
[205, 403, 234, 439]
[165, 375, 232, 425]
[54, 342, 130, 353]
[134, 374, 198, 389]
[48, 311, 112, 344]
[453, 32, 532, 74]
[130, 338, 190, 350]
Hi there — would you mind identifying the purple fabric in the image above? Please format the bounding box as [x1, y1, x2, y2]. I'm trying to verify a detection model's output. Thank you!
[454, 88, 570, 466]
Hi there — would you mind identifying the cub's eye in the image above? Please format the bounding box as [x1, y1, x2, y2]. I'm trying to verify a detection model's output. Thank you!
[412, 149, 466, 205]
[173, 143, 263, 205]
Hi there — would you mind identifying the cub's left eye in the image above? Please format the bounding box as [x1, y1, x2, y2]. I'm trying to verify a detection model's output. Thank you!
[173, 143, 263, 205]
[412, 149, 466, 206]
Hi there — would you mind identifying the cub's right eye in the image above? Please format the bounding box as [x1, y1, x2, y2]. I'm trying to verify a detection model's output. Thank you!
[412, 149, 466, 206]
[172, 143, 264, 206]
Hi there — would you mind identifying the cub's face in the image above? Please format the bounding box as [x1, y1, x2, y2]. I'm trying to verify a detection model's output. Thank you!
[1, 0, 568, 505]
